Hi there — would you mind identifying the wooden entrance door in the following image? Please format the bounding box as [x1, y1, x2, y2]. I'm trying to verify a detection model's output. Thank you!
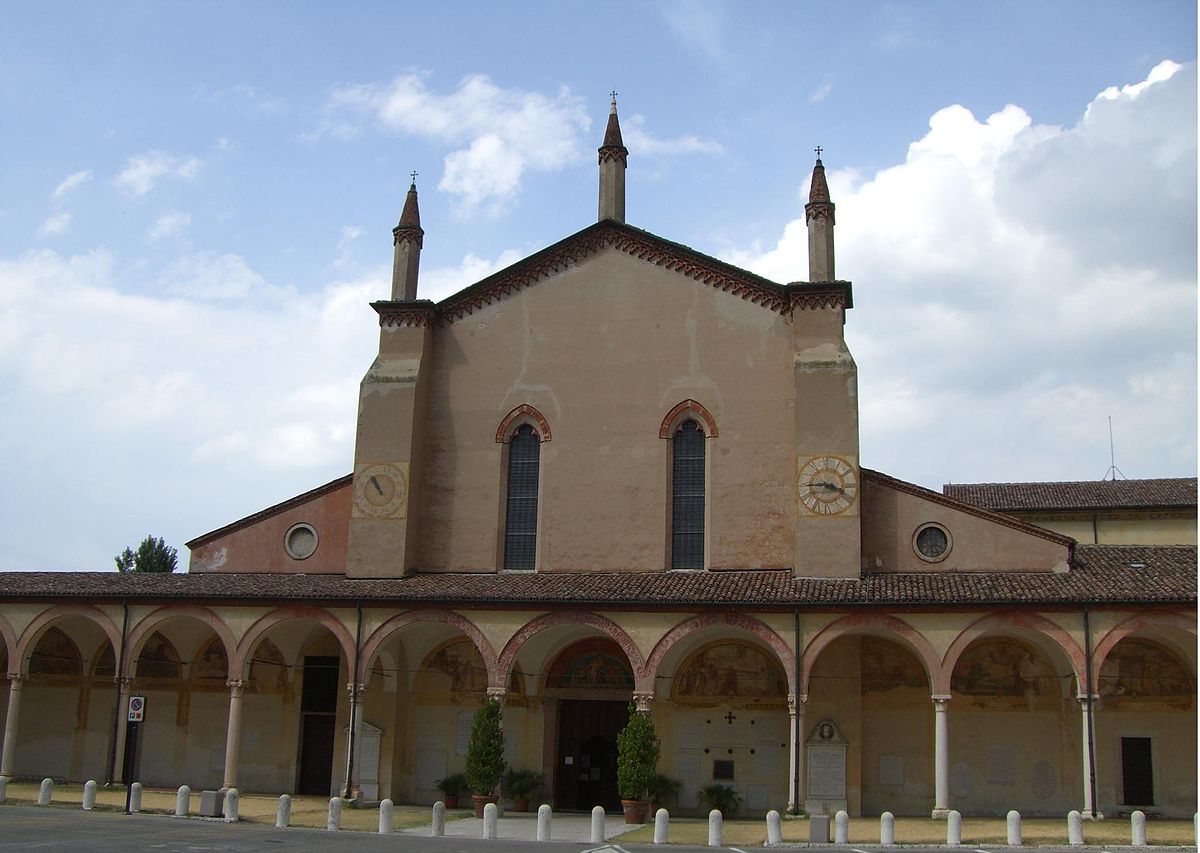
[555, 700, 628, 811]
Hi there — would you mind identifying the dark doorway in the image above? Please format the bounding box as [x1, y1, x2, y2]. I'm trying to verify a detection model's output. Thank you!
[1121, 737, 1154, 805]
[297, 655, 339, 795]
[555, 700, 628, 811]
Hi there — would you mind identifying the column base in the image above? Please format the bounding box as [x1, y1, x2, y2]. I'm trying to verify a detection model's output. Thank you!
[1081, 810, 1104, 820]
[931, 808, 952, 819]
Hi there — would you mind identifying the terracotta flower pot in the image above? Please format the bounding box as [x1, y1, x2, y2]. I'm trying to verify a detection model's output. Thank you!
[472, 794, 498, 818]
[442, 795, 458, 809]
[513, 797, 530, 812]
[621, 798, 649, 824]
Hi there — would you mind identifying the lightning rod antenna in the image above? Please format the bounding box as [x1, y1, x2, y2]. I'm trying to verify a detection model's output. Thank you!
[1103, 415, 1126, 480]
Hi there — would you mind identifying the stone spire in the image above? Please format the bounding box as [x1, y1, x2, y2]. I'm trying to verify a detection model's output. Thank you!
[597, 93, 628, 222]
[391, 179, 424, 300]
[805, 156, 836, 282]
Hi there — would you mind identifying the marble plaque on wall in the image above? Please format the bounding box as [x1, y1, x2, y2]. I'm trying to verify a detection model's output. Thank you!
[454, 711, 472, 756]
[806, 744, 847, 799]
[987, 745, 1016, 785]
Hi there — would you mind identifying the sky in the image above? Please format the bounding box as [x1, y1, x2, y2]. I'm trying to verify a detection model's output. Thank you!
[0, 1, 1195, 571]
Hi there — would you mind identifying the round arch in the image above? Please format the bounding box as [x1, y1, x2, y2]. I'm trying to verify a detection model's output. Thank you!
[232, 606, 356, 680]
[1091, 611, 1197, 694]
[360, 609, 498, 687]
[800, 613, 938, 696]
[0, 614, 16, 668]
[498, 612, 647, 691]
[646, 612, 795, 695]
[15, 605, 121, 674]
[123, 605, 237, 678]
[940, 612, 1087, 696]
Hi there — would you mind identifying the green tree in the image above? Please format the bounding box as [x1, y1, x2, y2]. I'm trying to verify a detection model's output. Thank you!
[616, 705, 660, 801]
[464, 697, 506, 795]
[114, 536, 178, 573]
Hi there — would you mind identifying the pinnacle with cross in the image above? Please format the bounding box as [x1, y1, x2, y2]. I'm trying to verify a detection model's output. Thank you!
[409, 170, 418, 185]
[814, 145, 823, 159]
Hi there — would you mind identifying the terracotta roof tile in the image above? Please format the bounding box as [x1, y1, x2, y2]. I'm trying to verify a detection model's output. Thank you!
[1, 545, 1191, 608]
[943, 478, 1197, 512]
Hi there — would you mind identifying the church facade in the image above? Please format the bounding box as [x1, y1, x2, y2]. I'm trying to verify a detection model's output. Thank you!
[0, 100, 1194, 819]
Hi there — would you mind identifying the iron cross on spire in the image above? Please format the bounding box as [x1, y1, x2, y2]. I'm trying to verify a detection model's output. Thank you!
[610, 89, 618, 101]
[814, 145, 823, 158]
[410, 170, 419, 184]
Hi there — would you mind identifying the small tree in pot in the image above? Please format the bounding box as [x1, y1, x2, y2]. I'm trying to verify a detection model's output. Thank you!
[435, 772, 468, 809]
[465, 697, 506, 817]
[501, 767, 544, 812]
[616, 704, 660, 824]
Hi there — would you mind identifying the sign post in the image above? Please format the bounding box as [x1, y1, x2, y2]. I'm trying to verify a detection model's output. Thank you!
[123, 696, 145, 814]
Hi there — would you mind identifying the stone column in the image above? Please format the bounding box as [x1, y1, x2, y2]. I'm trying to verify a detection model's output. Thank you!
[788, 694, 806, 813]
[633, 691, 655, 715]
[344, 681, 366, 798]
[0, 674, 26, 778]
[111, 676, 133, 783]
[932, 695, 951, 818]
[222, 680, 244, 789]
[1077, 695, 1101, 819]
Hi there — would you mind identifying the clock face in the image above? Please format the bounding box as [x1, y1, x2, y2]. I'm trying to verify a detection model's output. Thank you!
[354, 462, 408, 518]
[798, 455, 858, 515]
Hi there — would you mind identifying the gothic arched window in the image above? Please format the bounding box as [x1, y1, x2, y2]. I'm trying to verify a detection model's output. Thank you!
[672, 419, 705, 569]
[504, 424, 541, 570]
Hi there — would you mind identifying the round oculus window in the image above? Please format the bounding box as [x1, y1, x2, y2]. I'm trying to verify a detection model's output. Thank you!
[284, 523, 318, 560]
[914, 523, 951, 562]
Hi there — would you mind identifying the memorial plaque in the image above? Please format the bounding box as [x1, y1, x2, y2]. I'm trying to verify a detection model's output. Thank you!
[806, 744, 847, 799]
[986, 744, 1016, 785]
[454, 711, 472, 756]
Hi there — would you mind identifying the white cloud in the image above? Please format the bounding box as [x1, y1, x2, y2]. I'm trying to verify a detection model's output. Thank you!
[114, 151, 201, 196]
[160, 251, 281, 301]
[52, 170, 92, 199]
[621, 115, 724, 158]
[660, 0, 727, 59]
[37, 212, 71, 237]
[148, 211, 191, 240]
[318, 74, 590, 215]
[419, 249, 525, 302]
[809, 79, 834, 104]
[728, 61, 1196, 486]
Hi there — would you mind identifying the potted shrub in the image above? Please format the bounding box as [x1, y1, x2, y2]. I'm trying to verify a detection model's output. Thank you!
[646, 773, 681, 816]
[435, 772, 468, 809]
[501, 767, 544, 812]
[699, 783, 742, 818]
[616, 704, 660, 824]
[465, 697, 506, 817]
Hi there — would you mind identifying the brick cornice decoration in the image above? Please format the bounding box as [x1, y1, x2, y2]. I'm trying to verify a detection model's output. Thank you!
[598, 146, 628, 164]
[371, 300, 438, 329]
[495, 404, 553, 443]
[786, 281, 852, 311]
[659, 399, 719, 439]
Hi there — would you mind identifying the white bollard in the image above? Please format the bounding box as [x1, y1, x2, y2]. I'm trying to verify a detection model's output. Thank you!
[1194, 813, 1198, 849]
[82, 780, 97, 811]
[432, 800, 446, 836]
[37, 778, 53, 805]
[0, 777, 7, 804]
[1007, 810, 1022, 846]
[175, 785, 190, 817]
[483, 802, 498, 839]
[327, 797, 342, 831]
[948, 809, 962, 846]
[656, 808, 671, 844]
[223, 788, 239, 823]
[835, 809, 850, 844]
[1068, 810, 1084, 845]
[276, 794, 291, 828]
[379, 798, 394, 834]
[129, 782, 142, 813]
[766, 809, 782, 845]
[881, 811, 896, 846]
[590, 805, 605, 843]
[537, 803, 552, 841]
[1131, 810, 1147, 846]
[708, 809, 723, 847]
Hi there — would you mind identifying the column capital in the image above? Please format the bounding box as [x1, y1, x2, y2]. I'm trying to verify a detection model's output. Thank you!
[226, 679, 245, 697]
[632, 691, 655, 713]
[788, 693, 808, 715]
[346, 682, 367, 696]
[486, 686, 507, 704]
[113, 675, 134, 690]
[6, 673, 24, 686]
[1076, 693, 1100, 704]
[931, 694, 951, 707]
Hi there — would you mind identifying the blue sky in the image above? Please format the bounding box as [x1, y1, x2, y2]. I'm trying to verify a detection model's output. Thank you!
[1, 2, 1195, 570]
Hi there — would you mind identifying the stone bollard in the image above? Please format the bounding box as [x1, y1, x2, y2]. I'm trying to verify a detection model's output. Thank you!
[483, 802, 498, 839]
[1068, 810, 1084, 846]
[276, 794, 291, 828]
[1194, 813, 1198, 849]
[223, 788, 239, 823]
[1131, 810, 1147, 846]
[432, 800, 446, 836]
[881, 811, 896, 846]
[1007, 810, 1022, 846]
[0, 777, 7, 804]
[948, 810, 962, 846]
[327, 797, 342, 831]
[130, 782, 142, 813]
[590, 805, 605, 843]
[708, 809, 723, 847]
[766, 809, 782, 845]
[835, 809, 850, 844]
[537, 804, 552, 842]
[378, 798, 394, 834]
[37, 778, 53, 805]
[656, 808, 671, 844]
[175, 785, 190, 817]
[82, 780, 97, 811]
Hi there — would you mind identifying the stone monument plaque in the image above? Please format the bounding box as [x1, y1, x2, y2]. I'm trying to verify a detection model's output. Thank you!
[804, 718, 848, 815]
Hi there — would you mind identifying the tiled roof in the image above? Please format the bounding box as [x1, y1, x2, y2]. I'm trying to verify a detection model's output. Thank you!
[0, 545, 1192, 608]
[943, 478, 1197, 512]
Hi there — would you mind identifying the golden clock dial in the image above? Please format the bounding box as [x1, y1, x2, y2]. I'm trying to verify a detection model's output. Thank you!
[798, 455, 858, 515]
[354, 462, 408, 518]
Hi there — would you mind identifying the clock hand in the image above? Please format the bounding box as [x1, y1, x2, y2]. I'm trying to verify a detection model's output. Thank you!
[814, 480, 845, 494]
[370, 476, 384, 495]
